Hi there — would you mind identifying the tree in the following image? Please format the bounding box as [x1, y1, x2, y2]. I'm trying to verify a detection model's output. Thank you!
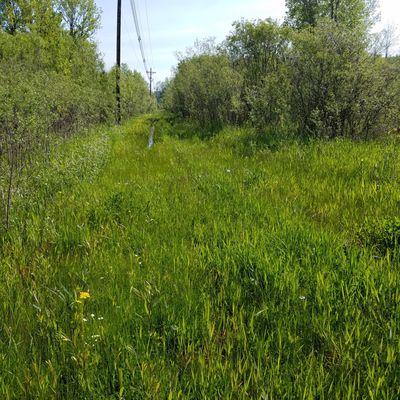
[226, 20, 291, 85]
[380, 24, 398, 58]
[56, 0, 100, 39]
[285, 0, 378, 30]
[0, 0, 32, 34]
[285, 0, 321, 28]
[154, 78, 171, 104]
[0, 0, 61, 36]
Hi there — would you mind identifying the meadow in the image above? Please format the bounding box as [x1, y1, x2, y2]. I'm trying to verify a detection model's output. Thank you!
[0, 116, 399, 399]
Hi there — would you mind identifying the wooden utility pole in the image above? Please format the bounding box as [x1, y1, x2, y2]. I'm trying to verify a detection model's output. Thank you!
[116, 0, 122, 124]
[147, 68, 156, 96]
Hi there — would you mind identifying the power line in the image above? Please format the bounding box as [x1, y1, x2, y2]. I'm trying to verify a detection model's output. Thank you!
[122, 10, 142, 73]
[128, 0, 151, 81]
[144, 0, 154, 68]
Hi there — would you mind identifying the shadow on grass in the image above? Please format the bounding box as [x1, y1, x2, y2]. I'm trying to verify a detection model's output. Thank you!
[149, 113, 300, 156]
[212, 126, 297, 157]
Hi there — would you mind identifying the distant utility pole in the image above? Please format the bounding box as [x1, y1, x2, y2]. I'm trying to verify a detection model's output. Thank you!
[147, 68, 156, 96]
[116, 0, 122, 124]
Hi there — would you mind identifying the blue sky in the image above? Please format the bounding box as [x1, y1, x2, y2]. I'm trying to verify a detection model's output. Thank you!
[94, 0, 400, 84]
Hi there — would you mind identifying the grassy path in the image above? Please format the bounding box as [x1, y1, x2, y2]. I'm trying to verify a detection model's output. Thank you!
[1, 117, 400, 399]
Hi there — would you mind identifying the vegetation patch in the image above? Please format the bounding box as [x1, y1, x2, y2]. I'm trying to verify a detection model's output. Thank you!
[359, 217, 400, 255]
[0, 117, 399, 398]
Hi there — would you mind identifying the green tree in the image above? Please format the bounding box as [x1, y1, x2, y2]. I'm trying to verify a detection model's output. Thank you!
[0, 0, 61, 36]
[285, 0, 321, 28]
[30, 0, 62, 37]
[226, 20, 290, 86]
[0, 0, 33, 33]
[56, 0, 100, 39]
[154, 78, 171, 105]
[285, 0, 378, 30]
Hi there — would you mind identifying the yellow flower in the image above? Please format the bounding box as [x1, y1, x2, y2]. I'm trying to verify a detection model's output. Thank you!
[79, 291, 90, 300]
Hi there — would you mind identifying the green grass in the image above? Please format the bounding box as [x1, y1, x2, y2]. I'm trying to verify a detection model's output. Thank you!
[1, 116, 400, 399]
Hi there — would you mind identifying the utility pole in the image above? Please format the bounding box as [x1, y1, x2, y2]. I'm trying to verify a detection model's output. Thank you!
[116, 0, 122, 124]
[147, 68, 156, 96]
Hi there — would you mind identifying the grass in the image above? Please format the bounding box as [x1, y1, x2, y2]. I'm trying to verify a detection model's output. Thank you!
[0, 116, 399, 399]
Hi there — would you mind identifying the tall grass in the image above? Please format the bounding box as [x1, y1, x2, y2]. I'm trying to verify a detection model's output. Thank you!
[0, 117, 399, 399]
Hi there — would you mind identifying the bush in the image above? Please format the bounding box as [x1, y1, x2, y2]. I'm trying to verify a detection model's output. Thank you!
[163, 54, 243, 133]
[108, 64, 156, 121]
[225, 19, 292, 127]
[163, 18, 400, 140]
[289, 20, 400, 138]
[0, 28, 152, 229]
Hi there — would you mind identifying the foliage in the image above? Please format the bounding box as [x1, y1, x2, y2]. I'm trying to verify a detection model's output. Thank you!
[164, 54, 243, 132]
[56, 0, 100, 39]
[225, 19, 292, 128]
[226, 19, 290, 86]
[115, 64, 156, 121]
[289, 20, 400, 138]
[163, 14, 400, 139]
[0, 3, 153, 230]
[285, 0, 378, 30]
[154, 78, 171, 104]
[0, 0, 62, 35]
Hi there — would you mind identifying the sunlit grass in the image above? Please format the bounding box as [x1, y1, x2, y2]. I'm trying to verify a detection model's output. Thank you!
[0, 116, 399, 399]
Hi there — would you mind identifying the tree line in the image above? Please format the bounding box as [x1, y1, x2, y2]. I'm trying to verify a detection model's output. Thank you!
[160, 0, 400, 139]
[0, 0, 154, 230]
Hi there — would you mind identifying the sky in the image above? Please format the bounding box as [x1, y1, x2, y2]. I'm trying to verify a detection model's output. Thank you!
[94, 0, 400, 85]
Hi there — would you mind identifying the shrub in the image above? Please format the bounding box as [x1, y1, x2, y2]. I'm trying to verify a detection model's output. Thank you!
[0, 27, 151, 229]
[163, 54, 243, 133]
[108, 64, 156, 121]
[225, 19, 292, 127]
[289, 20, 400, 138]
[163, 18, 400, 140]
